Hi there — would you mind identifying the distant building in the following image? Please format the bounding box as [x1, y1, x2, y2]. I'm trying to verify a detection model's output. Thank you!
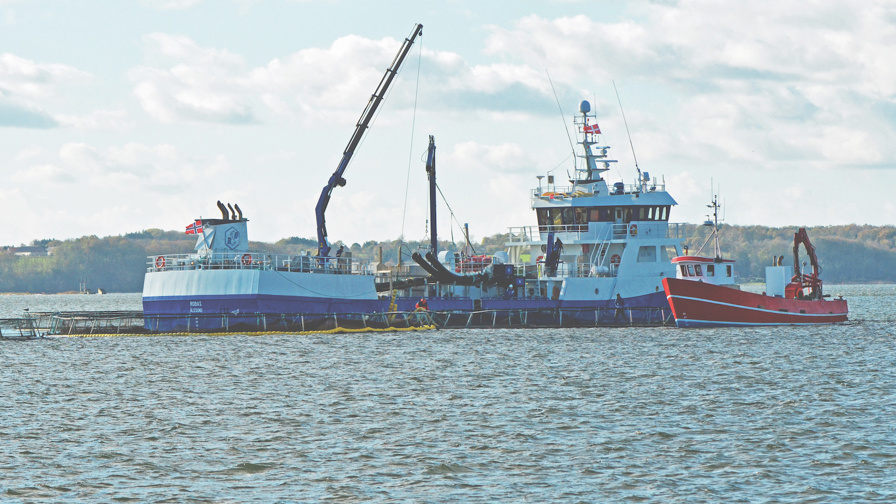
[11, 246, 49, 257]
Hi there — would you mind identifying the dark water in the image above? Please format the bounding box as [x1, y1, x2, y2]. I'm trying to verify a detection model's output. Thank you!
[2, 285, 895, 502]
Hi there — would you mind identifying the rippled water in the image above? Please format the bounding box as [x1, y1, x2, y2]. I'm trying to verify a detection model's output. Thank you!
[2, 285, 895, 502]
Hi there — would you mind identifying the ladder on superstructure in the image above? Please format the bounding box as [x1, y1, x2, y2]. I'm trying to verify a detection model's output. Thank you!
[588, 225, 614, 273]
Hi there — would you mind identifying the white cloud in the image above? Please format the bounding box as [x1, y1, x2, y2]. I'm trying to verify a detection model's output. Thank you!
[130, 34, 255, 123]
[479, 5, 896, 172]
[11, 163, 76, 184]
[130, 31, 557, 127]
[447, 141, 534, 174]
[0, 52, 93, 128]
[55, 109, 132, 130]
[0, 52, 91, 99]
[139, 0, 204, 10]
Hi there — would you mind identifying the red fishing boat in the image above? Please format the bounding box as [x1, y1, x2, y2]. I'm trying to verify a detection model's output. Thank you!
[662, 196, 848, 327]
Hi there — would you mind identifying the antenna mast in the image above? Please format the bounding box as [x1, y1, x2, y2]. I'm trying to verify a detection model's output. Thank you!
[613, 81, 641, 180]
[547, 70, 576, 170]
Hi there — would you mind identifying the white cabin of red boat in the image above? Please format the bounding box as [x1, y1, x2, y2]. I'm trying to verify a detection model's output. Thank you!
[671, 255, 735, 285]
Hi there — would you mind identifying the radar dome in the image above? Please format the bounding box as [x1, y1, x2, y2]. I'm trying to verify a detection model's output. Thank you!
[579, 100, 591, 114]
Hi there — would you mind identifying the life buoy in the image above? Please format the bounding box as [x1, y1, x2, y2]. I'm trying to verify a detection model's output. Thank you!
[241, 253, 252, 266]
[536, 255, 544, 263]
[610, 254, 621, 265]
[629, 224, 638, 236]
[155, 256, 166, 269]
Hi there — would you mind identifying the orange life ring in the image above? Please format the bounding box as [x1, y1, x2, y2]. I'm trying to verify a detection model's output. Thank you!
[155, 256, 166, 269]
[629, 224, 638, 236]
[241, 253, 252, 265]
[610, 254, 621, 265]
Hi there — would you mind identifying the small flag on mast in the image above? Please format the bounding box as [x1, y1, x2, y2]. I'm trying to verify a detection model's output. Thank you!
[584, 120, 601, 135]
[185, 220, 203, 235]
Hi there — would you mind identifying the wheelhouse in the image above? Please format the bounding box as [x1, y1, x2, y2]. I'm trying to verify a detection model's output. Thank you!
[671, 256, 735, 286]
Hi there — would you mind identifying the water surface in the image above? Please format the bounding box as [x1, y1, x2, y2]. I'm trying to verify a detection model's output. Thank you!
[1, 285, 894, 502]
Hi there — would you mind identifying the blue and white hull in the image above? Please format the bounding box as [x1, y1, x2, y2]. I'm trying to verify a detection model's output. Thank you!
[143, 265, 389, 332]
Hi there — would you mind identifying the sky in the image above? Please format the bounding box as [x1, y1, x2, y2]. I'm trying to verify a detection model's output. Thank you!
[2, 0, 895, 248]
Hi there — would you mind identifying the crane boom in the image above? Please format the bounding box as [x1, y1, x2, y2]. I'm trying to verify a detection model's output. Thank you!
[425, 135, 437, 255]
[315, 23, 423, 257]
[792, 227, 822, 298]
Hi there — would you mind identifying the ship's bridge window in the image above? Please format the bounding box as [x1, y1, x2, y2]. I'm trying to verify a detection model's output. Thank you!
[694, 264, 703, 276]
[726, 265, 733, 277]
[637, 246, 657, 263]
[706, 264, 715, 276]
[537, 209, 550, 231]
[574, 208, 588, 230]
[587, 207, 613, 222]
[622, 205, 671, 222]
[680, 264, 689, 277]
[687, 264, 695, 276]
[537, 207, 588, 231]
[661, 245, 678, 261]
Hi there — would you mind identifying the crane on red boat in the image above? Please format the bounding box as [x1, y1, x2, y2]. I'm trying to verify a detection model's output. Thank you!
[788, 227, 823, 300]
[315, 23, 423, 258]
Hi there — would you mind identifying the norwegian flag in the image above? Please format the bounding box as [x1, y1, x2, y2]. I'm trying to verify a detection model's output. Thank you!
[584, 120, 601, 135]
[185, 219, 203, 235]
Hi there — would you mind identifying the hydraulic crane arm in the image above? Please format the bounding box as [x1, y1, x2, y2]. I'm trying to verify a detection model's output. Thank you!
[315, 23, 423, 257]
[426, 135, 437, 254]
[792, 227, 820, 279]
[792, 227, 823, 299]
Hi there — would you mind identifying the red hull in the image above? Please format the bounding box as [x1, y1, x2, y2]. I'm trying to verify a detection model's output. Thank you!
[662, 278, 848, 327]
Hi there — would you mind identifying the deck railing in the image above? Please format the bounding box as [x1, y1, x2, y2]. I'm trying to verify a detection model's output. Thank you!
[147, 252, 372, 275]
[530, 180, 667, 203]
[28, 307, 672, 335]
[507, 222, 682, 243]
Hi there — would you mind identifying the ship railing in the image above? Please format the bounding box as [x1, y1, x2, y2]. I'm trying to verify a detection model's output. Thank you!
[0, 315, 41, 339]
[530, 180, 667, 201]
[508, 222, 683, 242]
[33, 306, 673, 335]
[507, 225, 590, 242]
[529, 260, 618, 279]
[146, 252, 374, 275]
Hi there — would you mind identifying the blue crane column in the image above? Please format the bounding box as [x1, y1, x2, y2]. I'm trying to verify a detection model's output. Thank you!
[425, 135, 437, 255]
[315, 23, 423, 258]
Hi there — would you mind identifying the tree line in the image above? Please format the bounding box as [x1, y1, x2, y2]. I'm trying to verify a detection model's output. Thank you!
[1, 224, 893, 293]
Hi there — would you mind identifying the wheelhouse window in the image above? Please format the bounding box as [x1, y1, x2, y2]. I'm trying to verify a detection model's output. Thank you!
[661, 245, 679, 261]
[726, 265, 733, 277]
[617, 205, 672, 222]
[536, 207, 588, 231]
[694, 264, 703, 276]
[637, 246, 657, 263]
[537, 209, 550, 231]
[706, 264, 715, 276]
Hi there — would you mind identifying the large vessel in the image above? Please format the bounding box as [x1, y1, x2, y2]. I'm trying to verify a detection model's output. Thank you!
[407, 99, 684, 326]
[662, 196, 848, 327]
[143, 24, 424, 332]
[142, 24, 686, 331]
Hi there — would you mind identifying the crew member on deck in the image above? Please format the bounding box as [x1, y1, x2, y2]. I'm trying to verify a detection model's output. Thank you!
[614, 294, 625, 322]
[416, 298, 429, 311]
